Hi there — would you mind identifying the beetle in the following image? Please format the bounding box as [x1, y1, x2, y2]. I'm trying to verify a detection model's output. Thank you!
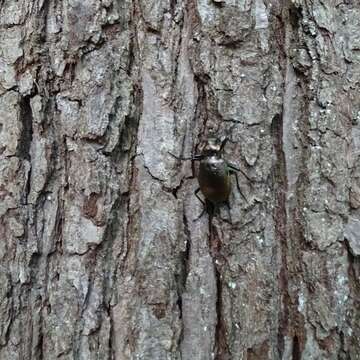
[170, 136, 250, 221]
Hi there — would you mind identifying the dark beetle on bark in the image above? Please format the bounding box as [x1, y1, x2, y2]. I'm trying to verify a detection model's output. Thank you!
[170, 136, 251, 221]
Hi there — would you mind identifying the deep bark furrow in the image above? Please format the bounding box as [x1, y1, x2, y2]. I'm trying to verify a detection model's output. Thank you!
[271, 112, 289, 357]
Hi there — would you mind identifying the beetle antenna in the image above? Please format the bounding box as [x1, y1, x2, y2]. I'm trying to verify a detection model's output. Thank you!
[168, 151, 203, 161]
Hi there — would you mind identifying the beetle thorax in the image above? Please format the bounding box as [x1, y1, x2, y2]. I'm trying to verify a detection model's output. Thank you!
[200, 156, 227, 177]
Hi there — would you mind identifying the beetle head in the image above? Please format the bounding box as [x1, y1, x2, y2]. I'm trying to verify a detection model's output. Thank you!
[202, 136, 227, 156]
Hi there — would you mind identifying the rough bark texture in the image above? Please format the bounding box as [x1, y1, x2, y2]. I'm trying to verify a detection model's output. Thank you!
[1, 0, 360, 359]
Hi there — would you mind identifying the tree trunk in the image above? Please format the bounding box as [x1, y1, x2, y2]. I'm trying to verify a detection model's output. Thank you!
[1, 0, 360, 359]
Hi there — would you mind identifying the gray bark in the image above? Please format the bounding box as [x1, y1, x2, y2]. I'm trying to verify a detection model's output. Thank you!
[1, 0, 360, 359]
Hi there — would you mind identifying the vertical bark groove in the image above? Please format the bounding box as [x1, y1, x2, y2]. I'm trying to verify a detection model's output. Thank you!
[271, 112, 289, 358]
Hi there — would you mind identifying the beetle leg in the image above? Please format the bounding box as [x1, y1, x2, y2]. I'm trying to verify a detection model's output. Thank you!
[193, 196, 214, 222]
[229, 170, 248, 203]
[194, 207, 207, 222]
[193, 188, 207, 221]
[220, 137, 229, 152]
[168, 152, 204, 161]
[194, 188, 205, 206]
[227, 162, 252, 182]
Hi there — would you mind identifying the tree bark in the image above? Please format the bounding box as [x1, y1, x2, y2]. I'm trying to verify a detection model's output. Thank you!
[1, 0, 360, 359]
